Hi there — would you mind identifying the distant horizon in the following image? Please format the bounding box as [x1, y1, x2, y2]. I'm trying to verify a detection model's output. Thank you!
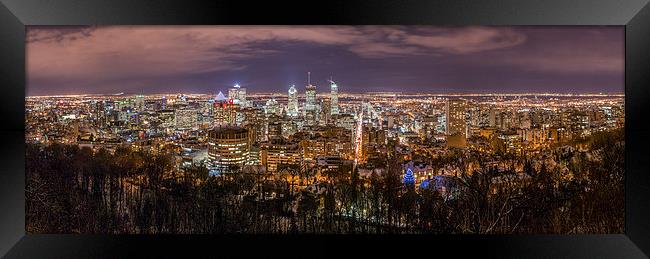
[26, 89, 625, 98]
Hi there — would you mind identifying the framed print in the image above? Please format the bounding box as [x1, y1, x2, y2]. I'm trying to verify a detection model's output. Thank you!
[1, 0, 649, 258]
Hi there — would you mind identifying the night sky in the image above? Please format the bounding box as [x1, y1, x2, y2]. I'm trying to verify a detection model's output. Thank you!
[26, 26, 624, 96]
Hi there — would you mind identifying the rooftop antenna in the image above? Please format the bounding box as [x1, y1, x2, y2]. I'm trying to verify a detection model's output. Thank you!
[308, 72, 311, 85]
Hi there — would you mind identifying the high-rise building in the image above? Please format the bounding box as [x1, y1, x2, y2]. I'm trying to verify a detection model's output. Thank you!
[135, 95, 145, 112]
[228, 84, 248, 107]
[267, 120, 283, 140]
[228, 87, 238, 103]
[321, 99, 331, 125]
[305, 86, 316, 110]
[260, 138, 301, 173]
[175, 107, 198, 130]
[329, 80, 339, 115]
[214, 91, 236, 126]
[94, 101, 107, 129]
[297, 127, 355, 161]
[241, 107, 266, 143]
[287, 85, 299, 117]
[208, 126, 251, 173]
[446, 99, 468, 147]
[304, 72, 317, 125]
[159, 109, 176, 130]
[264, 98, 279, 116]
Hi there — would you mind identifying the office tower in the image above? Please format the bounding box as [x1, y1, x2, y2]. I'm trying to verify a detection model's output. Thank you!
[264, 98, 279, 116]
[446, 99, 468, 148]
[335, 113, 357, 132]
[208, 126, 250, 173]
[228, 86, 239, 103]
[287, 85, 299, 117]
[135, 95, 145, 112]
[228, 84, 248, 107]
[321, 98, 331, 125]
[364, 102, 374, 121]
[260, 138, 301, 173]
[161, 95, 167, 110]
[174, 107, 198, 130]
[238, 87, 247, 107]
[304, 72, 317, 125]
[94, 101, 107, 129]
[305, 88, 316, 111]
[159, 109, 176, 130]
[329, 79, 339, 115]
[488, 108, 496, 128]
[297, 127, 355, 161]
[436, 113, 446, 134]
[214, 91, 236, 126]
[200, 98, 215, 127]
[241, 107, 266, 143]
[267, 120, 283, 140]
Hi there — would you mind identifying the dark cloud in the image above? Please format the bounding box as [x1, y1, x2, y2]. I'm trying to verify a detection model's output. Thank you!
[26, 26, 623, 96]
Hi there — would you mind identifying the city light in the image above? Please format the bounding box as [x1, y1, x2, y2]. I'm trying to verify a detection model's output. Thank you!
[25, 26, 625, 235]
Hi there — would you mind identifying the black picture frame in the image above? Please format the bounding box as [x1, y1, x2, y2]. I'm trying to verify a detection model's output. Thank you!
[1, 0, 649, 258]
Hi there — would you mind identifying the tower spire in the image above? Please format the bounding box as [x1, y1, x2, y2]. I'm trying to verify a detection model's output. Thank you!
[308, 72, 311, 85]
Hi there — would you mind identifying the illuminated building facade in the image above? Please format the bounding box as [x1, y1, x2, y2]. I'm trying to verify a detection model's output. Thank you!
[241, 107, 266, 143]
[260, 138, 302, 172]
[267, 120, 283, 140]
[214, 91, 236, 126]
[228, 84, 248, 107]
[287, 85, 299, 117]
[304, 72, 318, 125]
[208, 126, 251, 172]
[446, 99, 468, 148]
[264, 98, 279, 116]
[135, 95, 145, 112]
[330, 80, 339, 115]
[174, 107, 198, 130]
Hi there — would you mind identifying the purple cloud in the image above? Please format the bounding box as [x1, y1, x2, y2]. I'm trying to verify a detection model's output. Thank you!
[25, 26, 623, 95]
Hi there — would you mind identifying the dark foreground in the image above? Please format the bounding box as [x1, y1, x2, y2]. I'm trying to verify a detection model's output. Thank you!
[26, 129, 624, 234]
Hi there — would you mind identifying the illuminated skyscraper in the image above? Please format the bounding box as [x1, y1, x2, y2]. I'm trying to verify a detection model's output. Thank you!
[264, 98, 279, 116]
[304, 72, 317, 125]
[287, 85, 299, 117]
[214, 91, 236, 126]
[228, 84, 248, 107]
[446, 99, 468, 147]
[135, 95, 145, 112]
[329, 79, 339, 115]
[321, 98, 331, 124]
[241, 107, 266, 143]
[305, 73, 316, 111]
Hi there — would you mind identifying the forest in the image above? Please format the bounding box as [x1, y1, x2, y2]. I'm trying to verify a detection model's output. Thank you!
[26, 128, 624, 234]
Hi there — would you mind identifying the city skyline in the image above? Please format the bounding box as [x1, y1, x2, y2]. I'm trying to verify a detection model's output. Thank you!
[26, 26, 623, 96]
[25, 26, 625, 235]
